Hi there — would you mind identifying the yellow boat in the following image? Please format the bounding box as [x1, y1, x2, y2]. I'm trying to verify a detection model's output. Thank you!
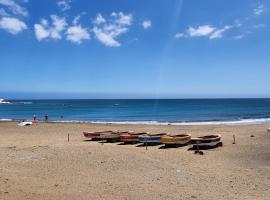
[161, 133, 191, 145]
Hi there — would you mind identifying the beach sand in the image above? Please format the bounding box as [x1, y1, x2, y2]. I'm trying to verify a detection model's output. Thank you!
[0, 122, 269, 200]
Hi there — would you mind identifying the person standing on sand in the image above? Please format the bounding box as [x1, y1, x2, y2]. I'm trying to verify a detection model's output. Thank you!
[45, 114, 48, 122]
[33, 114, 36, 121]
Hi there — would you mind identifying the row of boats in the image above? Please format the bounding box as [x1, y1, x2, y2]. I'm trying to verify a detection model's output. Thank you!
[83, 131, 222, 147]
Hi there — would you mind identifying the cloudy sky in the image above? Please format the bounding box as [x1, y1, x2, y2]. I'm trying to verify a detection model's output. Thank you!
[0, 0, 270, 98]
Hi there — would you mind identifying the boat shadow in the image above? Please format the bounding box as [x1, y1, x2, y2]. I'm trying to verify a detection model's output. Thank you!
[135, 143, 162, 148]
[117, 142, 140, 145]
[159, 143, 191, 149]
[187, 142, 223, 151]
[83, 138, 102, 142]
[99, 140, 121, 144]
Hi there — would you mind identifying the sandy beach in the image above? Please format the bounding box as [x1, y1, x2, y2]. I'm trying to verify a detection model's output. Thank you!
[0, 121, 269, 200]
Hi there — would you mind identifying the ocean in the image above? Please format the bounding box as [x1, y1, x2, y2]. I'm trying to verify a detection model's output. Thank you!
[1, 99, 270, 125]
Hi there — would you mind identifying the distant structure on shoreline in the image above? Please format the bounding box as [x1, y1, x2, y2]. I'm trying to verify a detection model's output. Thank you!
[0, 99, 11, 104]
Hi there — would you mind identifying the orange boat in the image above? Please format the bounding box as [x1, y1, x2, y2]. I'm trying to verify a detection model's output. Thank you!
[161, 133, 191, 145]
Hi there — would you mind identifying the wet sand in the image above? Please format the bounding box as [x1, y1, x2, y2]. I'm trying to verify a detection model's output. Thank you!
[0, 122, 269, 200]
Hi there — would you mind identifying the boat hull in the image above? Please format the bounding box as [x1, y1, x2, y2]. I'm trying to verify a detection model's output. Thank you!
[99, 133, 120, 141]
[196, 140, 221, 147]
[83, 131, 112, 139]
[161, 134, 191, 145]
[192, 135, 221, 147]
[138, 135, 163, 143]
[120, 135, 140, 142]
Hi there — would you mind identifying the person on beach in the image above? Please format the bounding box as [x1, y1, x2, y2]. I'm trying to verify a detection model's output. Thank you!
[32, 114, 38, 124]
[45, 114, 48, 122]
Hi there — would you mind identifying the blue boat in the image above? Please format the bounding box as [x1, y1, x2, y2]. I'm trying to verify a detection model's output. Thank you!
[138, 133, 167, 143]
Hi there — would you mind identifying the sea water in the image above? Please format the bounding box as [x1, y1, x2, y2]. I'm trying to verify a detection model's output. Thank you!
[1, 99, 270, 125]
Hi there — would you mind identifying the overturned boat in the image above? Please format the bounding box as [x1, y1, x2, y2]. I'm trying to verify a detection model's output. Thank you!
[161, 133, 191, 145]
[191, 134, 221, 147]
[138, 133, 167, 143]
[120, 132, 147, 143]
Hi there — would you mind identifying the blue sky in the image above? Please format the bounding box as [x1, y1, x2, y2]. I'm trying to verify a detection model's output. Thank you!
[0, 0, 270, 99]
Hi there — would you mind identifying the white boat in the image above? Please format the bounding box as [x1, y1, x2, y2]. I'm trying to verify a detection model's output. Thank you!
[18, 121, 32, 126]
[0, 99, 11, 104]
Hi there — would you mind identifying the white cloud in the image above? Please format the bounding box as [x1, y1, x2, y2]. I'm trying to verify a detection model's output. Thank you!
[93, 13, 106, 25]
[254, 4, 265, 16]
[175, 32, 184, 39]
[0, 0, 28, 17]
[179, 24, 232, 40]
[50, 15, 67, 39]
[57, 0, 71, 12]
[187, 25, 215, 37]
[253, 23, 267, 29]
[92, 12, 132, 47]
[234, 19, 242, 28]
[0, 16, 27, 34]
[93, 27, 120, 47]
[233, 34, 245, 40]
[113, 12, 132, 25]
[34, 23, 49, 40]
[0, 8, 9, 16]
[209, 25, 231, 39]
[34, 15, 67, 41]
[142, 20, 151, 29]
[66, 25, 90, 44]
[72, 15, 80, 25]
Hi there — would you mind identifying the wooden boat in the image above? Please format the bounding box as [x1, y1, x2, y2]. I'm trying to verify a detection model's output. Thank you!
[161, 133, 191, 145]
[83, 131, 113, 139]
[138, 133, 167, 143]
[99, 131, 129, 141]
[120, 132, 147, 142]
[191, 134, 221, 147]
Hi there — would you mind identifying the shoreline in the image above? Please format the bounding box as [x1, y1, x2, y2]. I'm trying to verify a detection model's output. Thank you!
[1, 118, 270, 126]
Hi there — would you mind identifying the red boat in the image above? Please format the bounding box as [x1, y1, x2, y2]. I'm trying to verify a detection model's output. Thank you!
[120, 132, 148, 142]
[99, 131, 129, 141]
[83, 131, 113, 139]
